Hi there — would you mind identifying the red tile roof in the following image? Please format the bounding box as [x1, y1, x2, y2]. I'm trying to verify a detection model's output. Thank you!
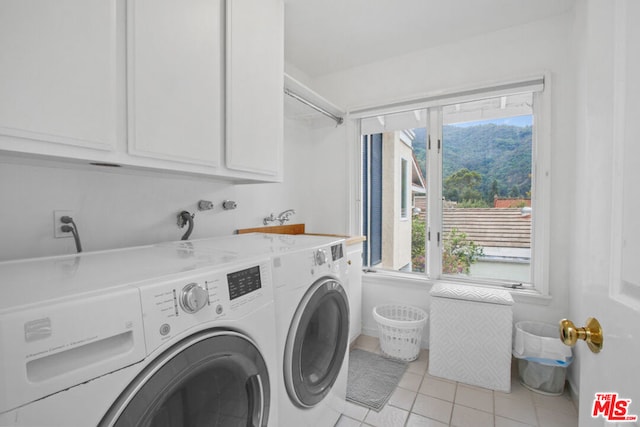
[493, 197, 531, 208]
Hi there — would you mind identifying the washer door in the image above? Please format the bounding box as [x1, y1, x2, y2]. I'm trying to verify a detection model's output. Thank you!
[100, 331, 270, 427]
[284, 278, 349, 408]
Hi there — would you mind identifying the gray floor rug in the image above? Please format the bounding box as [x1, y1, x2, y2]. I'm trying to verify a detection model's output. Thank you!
[346, 348, 408, 411]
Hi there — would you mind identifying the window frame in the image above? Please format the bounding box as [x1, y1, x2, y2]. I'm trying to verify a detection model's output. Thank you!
[352, 75, 551, 296]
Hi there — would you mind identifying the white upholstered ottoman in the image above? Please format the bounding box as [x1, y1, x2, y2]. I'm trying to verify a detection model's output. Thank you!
[428, 283, 514, 392]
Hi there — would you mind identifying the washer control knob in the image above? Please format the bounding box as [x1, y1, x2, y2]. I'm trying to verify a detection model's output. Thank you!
[180, 283, 209, 314]
[314, 249, 328, 266]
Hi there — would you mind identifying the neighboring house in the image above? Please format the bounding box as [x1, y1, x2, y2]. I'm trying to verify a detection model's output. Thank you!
[363, 130, 425, 270]
[442, 207, 531, 261]
[411, 151, 427, 208]
[381, 131, 414, 270]
[443, 207, 532, 282]
[412, 201, 532, 261]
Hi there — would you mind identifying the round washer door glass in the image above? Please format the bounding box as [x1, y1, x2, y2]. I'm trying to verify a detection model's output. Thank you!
[285, 278, 349, 408]
[101, 331, 270, 427]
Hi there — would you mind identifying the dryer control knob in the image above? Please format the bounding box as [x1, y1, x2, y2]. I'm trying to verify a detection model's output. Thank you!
[314, 249, 328, 266]
[180, 283, 209, 314]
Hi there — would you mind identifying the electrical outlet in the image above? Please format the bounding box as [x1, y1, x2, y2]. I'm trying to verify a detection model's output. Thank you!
[53, 210, 74, 238]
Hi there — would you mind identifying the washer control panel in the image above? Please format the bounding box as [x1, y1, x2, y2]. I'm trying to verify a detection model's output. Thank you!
[138, 258, 272, 354]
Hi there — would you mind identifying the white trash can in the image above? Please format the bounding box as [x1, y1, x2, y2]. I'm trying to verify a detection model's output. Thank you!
[513, 321, 573, 395]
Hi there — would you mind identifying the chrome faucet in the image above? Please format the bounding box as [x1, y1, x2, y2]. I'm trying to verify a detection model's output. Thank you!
[277, 209, 296, 225]
[263, 209, 296, 226]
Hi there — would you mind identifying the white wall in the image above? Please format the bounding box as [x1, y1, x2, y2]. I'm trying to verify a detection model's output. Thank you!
[313, 13, 575, 115]
[302, 123, 351, 234]
[0, 117, 314, 261]
[236, 117, 316, 230]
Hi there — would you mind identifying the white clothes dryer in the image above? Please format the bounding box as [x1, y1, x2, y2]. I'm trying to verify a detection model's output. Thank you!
[0, 244, 279, 427]
[274, 240, 349, 427]
[172, 234, 350, 427]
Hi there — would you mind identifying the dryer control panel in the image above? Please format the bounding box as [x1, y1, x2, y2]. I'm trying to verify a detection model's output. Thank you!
[137, 258, 273, 355]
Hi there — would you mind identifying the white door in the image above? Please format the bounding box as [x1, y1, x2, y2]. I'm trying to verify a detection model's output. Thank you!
[573, 1, 640, 425]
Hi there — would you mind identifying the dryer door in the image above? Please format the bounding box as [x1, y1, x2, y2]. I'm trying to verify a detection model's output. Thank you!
[284, 277, 349, 408]
[100, 331, 270, 427]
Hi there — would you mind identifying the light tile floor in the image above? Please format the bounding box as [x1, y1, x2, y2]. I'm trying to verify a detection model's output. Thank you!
[336, 335, 578, 427]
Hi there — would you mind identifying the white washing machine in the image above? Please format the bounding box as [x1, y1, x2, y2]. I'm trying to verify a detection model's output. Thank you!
[170, 234, 350, 427]
[0, 244, 279, 426]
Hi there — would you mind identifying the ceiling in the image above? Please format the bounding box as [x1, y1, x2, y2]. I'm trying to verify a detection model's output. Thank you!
[284, 0, 575, 79]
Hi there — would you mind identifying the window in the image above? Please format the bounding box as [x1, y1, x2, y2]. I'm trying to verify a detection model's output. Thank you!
[400, 158, 409, 219]
[359, 78, 547, 292]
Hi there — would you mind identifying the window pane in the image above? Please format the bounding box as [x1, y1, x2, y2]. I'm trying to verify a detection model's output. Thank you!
[361, 109, 427, 273]
[441, 94, 533, 283]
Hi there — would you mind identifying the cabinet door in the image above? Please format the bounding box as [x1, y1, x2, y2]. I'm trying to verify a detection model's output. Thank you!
[128, 0, 223, 167]
[226, 0, 283, 178]
[0, 0, 117, 152]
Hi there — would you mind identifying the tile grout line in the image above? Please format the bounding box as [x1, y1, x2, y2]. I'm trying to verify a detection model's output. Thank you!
[400, 357, 424, 427]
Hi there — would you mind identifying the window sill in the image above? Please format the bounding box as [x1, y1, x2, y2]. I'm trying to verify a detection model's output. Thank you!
[362, 269, 552, 306]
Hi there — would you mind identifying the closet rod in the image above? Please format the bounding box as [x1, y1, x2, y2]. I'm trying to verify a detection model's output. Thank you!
[284, 88, 344, 125]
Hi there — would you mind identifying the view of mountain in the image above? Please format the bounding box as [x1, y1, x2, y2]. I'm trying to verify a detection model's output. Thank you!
[412, 123, 532, 204]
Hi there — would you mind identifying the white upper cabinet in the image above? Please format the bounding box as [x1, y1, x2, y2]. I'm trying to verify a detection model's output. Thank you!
[225, 0, 284, 180]
[0, 0, 283, 182]
[0, 0, 117, 153]
[127, 0, 223, 168]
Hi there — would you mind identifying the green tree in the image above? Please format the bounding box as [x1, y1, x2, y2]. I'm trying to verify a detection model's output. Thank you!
[444, 168, 483, 202]
[411, 217, 426, 272]
[412, 222, 484, 274]
[487, 179, 500, 204]
[491, 179, 499, 196]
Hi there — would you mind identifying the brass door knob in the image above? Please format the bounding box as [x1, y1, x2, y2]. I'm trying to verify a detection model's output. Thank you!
[559, 317, 603, 353]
